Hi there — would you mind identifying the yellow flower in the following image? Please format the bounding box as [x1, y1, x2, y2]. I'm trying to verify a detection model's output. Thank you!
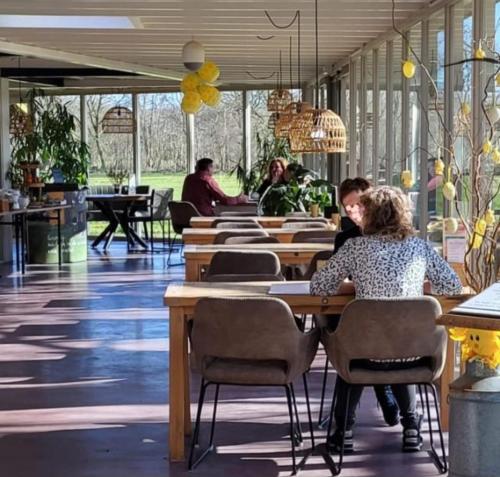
[197, 61, 220, 84]
[180, 73, 200, 93]
[443, 182, 456, 201]
[198, 84, 221, 107]
[181, 91, 202, 114]
[434, 158, 445, 176]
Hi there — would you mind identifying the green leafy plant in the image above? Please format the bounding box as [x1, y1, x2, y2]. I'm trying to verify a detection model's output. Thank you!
[259, 164, 332, 216]
[9, 89, 90, 187]
[106, 164, 129, 186]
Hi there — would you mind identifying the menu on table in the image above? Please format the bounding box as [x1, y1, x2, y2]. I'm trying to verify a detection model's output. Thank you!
[451, 282, 500, 318]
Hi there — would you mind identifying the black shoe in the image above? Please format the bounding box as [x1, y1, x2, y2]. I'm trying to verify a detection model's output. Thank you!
[402, 426, 423, 452]
[382, 404, 400, 427]
[328, 429, 354, 454]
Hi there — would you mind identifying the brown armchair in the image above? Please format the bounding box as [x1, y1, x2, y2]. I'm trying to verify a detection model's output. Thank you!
[322, 297, 448, 474]
[188, 297, 320, 471]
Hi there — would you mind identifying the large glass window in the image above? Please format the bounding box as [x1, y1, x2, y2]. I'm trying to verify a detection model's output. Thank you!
[377, 45, 387, 185]
[248, 89, 273, 165]
[392, 37, 403, 186]
[364, 53, 374, 180]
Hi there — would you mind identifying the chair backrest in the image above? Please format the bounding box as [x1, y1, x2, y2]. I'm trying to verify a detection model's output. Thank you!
[219, 211, 259, 217]
[302, 250, 334, 280]
[213, 230, 268, 244]
[284, 217, 328, 224]
[224, 236, 280, 245]
[192, 297, 304, 365]
[151, 188, 173, 220]
[292, 230, 336, 243]
[211, 218, 258, 228]
[168, 201, 201, 234]
[135, 185, 150, 195]
[282, 221, 328, 229]
[330, 297, 446, 383]
[204, 250, 282, 280]
[215, 221, 262, 229]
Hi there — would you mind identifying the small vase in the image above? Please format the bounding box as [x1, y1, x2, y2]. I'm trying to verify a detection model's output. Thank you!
[310, 203, 320, 218]
[113, 185, 121, 194]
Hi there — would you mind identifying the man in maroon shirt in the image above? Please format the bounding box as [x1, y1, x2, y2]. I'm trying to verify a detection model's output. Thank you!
[181, 158, 248, 216]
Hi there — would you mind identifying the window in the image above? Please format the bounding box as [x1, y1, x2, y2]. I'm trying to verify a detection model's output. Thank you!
[377, 45, 387, 185]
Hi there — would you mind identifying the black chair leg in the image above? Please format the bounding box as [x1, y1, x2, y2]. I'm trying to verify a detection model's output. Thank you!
[143, 221, 149, 241]
[302, 373, 315, 448]
[424, 384, 448, 474]
[208, 384, 220, 448]
[285, 385, 297, 475]
[290, 383, 303, 446]
[188, 380, 217, 470]
[318, 356, 330, 428]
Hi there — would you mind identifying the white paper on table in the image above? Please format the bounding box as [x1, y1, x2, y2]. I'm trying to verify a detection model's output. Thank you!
[445, 237, 466, 263]
[452, 282, 500, 318]
[268, 281, 311, 295]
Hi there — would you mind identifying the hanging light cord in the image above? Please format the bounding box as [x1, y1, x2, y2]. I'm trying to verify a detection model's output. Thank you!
[315, 0, 319, 109]
[289, 36, 293, 90]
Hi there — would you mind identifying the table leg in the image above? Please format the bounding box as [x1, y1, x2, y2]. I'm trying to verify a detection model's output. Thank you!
[169, 307, 190, 461]
[91, 201, 119, 249]
[103, 221, 118, 251]
[57, 209, 62, 268]
[438, 336, 455, 432]
[185, 259, 199, 281]
[14, 215, 20, 271]
[20, 214, 26, 275]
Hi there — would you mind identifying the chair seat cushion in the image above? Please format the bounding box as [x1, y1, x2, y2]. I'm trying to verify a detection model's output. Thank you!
[202, 357, 289, 385]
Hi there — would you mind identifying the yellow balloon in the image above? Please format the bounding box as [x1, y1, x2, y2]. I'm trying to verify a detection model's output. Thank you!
[181, 91, 202, 114]
[402, 60, 416, 79]
[197, 61, 220, 84]
[180, 73, 200, 93]
[198, 84, 221, 107]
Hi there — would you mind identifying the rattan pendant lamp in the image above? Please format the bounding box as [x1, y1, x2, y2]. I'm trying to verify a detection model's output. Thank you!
[267, 50, 292, 113]
[288, 0, 346, 153]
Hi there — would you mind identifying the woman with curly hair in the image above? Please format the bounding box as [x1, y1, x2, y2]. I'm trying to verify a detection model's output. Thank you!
[311, 186, 462, 454]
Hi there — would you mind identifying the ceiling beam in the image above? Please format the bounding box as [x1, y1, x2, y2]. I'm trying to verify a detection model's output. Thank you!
[0, 67, 138, 77]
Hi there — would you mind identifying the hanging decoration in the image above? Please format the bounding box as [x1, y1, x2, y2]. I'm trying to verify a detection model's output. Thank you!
[267, 50, 292, 112]
[275, 101, 312, 138]
[400, 170, 414, 189]
[179, 40, 222, 114]
[288, 0, 346, 153]
[102, 106, 134, 134]
[182, 40, 205, 71]
[9, 57, 33, 137]
[449, 327, 500, 369]
[402, 59, 416, 79]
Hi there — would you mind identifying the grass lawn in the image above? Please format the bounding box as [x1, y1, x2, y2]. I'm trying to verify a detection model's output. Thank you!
[87, 172, 242, 238]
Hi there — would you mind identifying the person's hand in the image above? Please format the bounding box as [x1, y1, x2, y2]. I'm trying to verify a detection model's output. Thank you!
[423, 281, 432, 294]
[337, 281, 355, 295]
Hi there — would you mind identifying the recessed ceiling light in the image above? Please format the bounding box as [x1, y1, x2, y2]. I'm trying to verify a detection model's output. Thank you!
[0, 15, 138, 29]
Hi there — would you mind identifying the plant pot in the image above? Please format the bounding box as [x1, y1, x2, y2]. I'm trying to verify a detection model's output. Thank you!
[113, 184, 121, 194]
[310, 203, 320, 217]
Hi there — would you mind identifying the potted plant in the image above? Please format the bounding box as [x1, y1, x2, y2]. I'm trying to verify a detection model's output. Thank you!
[106, 165, 129, 193]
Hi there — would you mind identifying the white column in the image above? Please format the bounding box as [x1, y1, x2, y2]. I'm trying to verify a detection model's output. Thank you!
[0, 78, 12, 262]
[132, 93, 141, 185]
[186, 113, 195, 173]
[242, 90, 252, 174]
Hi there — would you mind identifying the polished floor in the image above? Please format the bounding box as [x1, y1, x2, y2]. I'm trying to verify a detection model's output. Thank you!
[0, 244, 448, 477]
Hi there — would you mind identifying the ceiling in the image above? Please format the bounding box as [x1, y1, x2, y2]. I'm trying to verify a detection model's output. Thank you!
[0, 0, 431, 92]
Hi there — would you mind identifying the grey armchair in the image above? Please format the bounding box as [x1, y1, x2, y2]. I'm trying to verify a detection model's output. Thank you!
[322, 297, 448, 474]
[213, 230, 268, 244]
[188, 297, 320, 472]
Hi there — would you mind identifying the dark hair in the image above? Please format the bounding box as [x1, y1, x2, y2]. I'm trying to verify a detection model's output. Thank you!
[196, 158, 213, 172]
[339, 177, 371, 204]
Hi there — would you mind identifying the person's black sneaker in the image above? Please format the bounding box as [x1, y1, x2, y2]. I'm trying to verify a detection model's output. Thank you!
[402, 427, 423, 452]
[328, 429, 354, 454]
[381, 404, 400, 427]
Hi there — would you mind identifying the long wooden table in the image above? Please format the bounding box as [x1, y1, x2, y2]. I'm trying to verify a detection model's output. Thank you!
[164, 281, 466, 461]
[190, 216, 332, 229]
[184, 243, 332, 281]
[182, 227, 324, 245]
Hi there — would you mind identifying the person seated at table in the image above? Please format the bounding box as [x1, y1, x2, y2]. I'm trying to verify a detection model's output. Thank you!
[329, 176, 401, 428]
[182, 158, 248, 216]
[256, 157, 287, 196]
[310, 186, 462, 453]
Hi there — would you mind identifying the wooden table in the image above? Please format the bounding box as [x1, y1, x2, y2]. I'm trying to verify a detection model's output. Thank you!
[86, 194, 149, 250]
[0, 204, 71, 274]
[164, 281, 466, 461]
[184, 243, 332, 281]
[182, 227, 321, 245]
[190, 216, 331, 229]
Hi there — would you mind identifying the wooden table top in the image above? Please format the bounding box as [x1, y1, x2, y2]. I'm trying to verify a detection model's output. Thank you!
[190, 216, 332, 228]
[184, 243, 332, 255]
[0, 204, 72, 218]
[85, 194, 149, 202]
[437, 312, 500, 331]
[164, 281, 467, 312]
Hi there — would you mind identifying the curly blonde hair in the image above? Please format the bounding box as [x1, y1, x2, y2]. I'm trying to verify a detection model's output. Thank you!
[360, 186, 415, 240]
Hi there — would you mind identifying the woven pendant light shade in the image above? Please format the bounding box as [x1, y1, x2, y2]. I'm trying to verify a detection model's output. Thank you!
[267, 89, 292, 112]
[268, 112, 282, 130]
[275, 101, 312, 139]
[10, 104, 32, 137]
[102, 106, 134, 134]
[289, 108, 347, 153]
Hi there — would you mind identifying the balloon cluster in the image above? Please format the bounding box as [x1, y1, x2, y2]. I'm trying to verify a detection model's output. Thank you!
[180, 61, 221, 114]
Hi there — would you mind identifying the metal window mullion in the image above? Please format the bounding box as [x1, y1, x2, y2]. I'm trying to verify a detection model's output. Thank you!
[372, 49, 379, 185]
[80, 94, 89, 179]
[420, 20, 430, 239]
[340, 76, 348, 182]
[132, 93, 141, 185]
[386, 40, 394, 185]
[349, 59, 357, 177]
[242, 90, 251, 174]
[402, 33, 410, 172]
[359, 55, 367, 176]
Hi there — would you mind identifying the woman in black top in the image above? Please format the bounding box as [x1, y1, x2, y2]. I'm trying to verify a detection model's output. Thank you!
[256, 158, 287, 197]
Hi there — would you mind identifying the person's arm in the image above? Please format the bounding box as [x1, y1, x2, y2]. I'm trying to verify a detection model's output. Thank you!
[425, 242, 463, 295]
[310, 240, 353, 296]
[205, 177, 244, 205]
[256, 179, 270, 197]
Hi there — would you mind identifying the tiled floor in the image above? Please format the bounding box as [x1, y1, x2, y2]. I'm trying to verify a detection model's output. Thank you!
[0, 244, 448, 477]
